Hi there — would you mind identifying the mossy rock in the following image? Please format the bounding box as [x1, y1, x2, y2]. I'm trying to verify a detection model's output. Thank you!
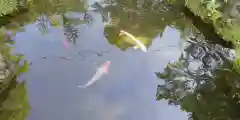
[185, 0, 240, 47]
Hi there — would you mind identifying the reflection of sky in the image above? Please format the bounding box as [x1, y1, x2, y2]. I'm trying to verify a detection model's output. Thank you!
[13, 11, 188, 120]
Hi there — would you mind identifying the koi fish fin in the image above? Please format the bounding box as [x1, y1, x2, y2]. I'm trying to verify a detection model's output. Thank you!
[133, 45, 139, 49]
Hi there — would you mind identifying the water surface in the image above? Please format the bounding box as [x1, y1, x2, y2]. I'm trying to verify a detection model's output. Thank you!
[1, 0, 236, 120]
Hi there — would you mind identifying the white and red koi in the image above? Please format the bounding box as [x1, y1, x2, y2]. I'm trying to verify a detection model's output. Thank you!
[78, 61, 111, 88]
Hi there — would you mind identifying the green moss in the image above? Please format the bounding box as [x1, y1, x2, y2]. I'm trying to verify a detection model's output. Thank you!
[185, 0, 240, 62]
[185, 0, 240, 46]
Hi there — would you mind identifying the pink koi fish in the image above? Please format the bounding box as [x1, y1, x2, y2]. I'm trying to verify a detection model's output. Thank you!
[78, 61, 111, 88]
[62, 37, 69, 49]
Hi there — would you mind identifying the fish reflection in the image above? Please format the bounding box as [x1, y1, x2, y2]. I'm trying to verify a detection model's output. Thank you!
[78, 61, 110, 88]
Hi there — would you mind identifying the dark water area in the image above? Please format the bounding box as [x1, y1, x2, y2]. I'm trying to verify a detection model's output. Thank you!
[0, 0, 239, 120]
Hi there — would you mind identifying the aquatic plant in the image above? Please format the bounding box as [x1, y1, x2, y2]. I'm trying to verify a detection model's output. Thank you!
[0, 28, 29, 120]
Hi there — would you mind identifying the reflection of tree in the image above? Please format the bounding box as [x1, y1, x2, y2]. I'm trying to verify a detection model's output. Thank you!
[84, 12, 94, 23]
[62, 15, 80, 44]
[99, 0, 188, 51]
[30, 0, 88, 37]
[29, 0, 86, 16]
[36, 14, 51, 35]
[90, 2, 111, 22]
[157, 64, 240, 120]
[0, 0, 88, 35]
[155, 34, 239, 119]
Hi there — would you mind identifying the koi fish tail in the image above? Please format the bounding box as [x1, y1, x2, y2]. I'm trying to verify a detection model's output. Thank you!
[77, 85, 88, 88]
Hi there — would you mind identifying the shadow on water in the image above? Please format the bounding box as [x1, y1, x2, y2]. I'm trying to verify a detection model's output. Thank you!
[0, 0, 240, 120]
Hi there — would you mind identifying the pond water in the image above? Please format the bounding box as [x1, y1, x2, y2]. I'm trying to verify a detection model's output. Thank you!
[15, 12, 187, 120]
[0, 0, 238, 120]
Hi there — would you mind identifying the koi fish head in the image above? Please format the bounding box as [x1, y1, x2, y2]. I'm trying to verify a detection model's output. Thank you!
[102, 61, 110, 74]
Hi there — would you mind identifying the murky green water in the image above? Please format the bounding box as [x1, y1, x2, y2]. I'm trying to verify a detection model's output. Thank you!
[0, 0, 238, 120]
